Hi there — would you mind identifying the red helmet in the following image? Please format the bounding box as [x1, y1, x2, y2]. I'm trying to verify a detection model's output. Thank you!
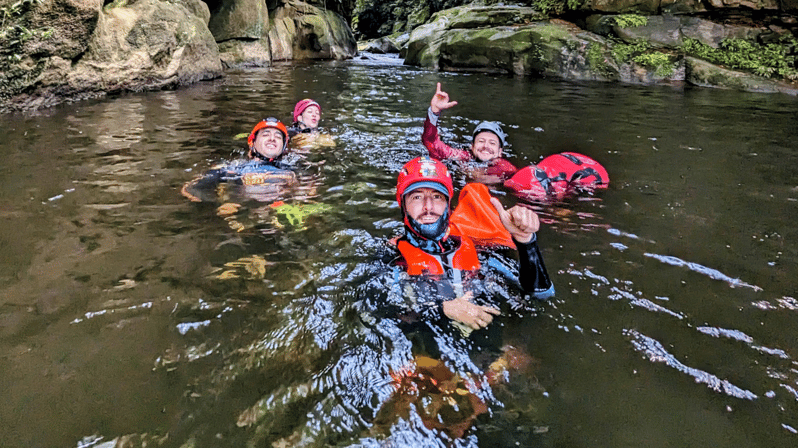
[396, 156, 454, 207]
[293, 99, 321, 123]
[248, 117, 289, 152]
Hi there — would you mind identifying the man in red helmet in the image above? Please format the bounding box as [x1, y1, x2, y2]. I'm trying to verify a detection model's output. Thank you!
[389, 156, 553, 330]
[422, 83, 519, 183]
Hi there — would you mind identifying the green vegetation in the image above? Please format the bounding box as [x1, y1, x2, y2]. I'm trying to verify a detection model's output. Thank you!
[0, 0, 52, 62]
[634, 52, 677, 77]
[682, 36, 798, 81]
[613, 14, 648, 29]
[611, 40, 649, 62]
[0, 0, 52, 104]
[611, 41, 676, 77]
[529, 0, 583, 17]
[586, 42, 615, 78]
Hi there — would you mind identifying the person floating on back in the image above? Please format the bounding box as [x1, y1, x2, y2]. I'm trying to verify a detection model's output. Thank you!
[181, 117, 296, 204]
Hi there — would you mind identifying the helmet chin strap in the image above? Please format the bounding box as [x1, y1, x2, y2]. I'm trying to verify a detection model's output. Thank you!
[404, 208, 450, 252]
[252, 151, 277, 162]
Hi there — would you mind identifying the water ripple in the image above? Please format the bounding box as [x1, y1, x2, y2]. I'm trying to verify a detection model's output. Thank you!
[625, 329, 758, 400]
[643, 252, 762, 291]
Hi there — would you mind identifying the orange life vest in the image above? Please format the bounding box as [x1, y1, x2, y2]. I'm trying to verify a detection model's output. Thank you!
[396, 231, 480, 276]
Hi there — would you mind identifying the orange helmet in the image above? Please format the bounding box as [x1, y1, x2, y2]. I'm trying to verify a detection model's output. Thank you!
[248, 117, 289, 152]
[396, 156, 453, 207]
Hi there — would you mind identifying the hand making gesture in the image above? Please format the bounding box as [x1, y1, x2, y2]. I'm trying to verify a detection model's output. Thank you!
[490, 197, 541, 244]
[430, 82, 458, 114]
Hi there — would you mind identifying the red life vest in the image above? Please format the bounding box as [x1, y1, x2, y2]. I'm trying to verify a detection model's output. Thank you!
[396, 231, 480, 276]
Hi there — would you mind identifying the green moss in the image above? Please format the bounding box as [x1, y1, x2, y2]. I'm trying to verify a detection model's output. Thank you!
[529, 0, 583, 17]
[611, 41, 649, 63]
[586, 42, 614, 78]
[613, 14, 648, 29]
[0, 0, 52, 63]
[633, 52, 676, 77]
[610, 39, 676, 77]
[681, 36, 798, 81]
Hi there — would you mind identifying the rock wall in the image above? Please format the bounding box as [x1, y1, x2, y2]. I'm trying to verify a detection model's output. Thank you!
[0, 0, 224, 111]
[1, 0, 796, 111]
[354, 0, 798, 39]
[401, 4, 797, 95]
[206, 0, 356, 67]
[0, 0, 357, 112]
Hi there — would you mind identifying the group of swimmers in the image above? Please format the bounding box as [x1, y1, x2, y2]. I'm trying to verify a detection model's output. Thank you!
[180, 83, 576, 438]
[181, 82, 558, 327]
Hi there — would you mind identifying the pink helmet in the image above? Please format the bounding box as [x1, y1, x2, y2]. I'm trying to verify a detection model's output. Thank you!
[396, 156, 453, 207]
[293, 99, 321, 123]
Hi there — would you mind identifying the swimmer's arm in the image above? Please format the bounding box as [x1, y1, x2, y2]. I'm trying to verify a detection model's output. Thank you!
[515, 234, 555, 299]
[487, 158, 519, 179]
[441, 292, 500, 330]
[423, 110, 472, 162]
[180, 169, 226, 202]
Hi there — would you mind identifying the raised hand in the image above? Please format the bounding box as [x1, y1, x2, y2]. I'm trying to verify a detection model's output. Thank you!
[490, 197, 540, 243]
[430, 82, 458, 114]
[442, 291, 501, 330]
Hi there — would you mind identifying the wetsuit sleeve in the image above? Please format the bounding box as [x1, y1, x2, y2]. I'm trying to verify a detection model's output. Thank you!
[181, 169, 226, 202]
[423, 107, 473, 162]
[514, 234, 555, 299]
[486, 158, 519, 179]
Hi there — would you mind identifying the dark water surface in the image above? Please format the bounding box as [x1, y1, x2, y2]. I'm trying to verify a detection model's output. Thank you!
[1, 55, 797, 447]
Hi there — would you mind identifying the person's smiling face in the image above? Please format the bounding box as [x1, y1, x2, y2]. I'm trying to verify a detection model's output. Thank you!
[252, 128, 285, 159]
[404, 187, 449, 223]
[471, 131, 502, 162]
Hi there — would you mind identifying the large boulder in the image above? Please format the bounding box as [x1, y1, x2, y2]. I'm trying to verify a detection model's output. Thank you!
[207, 0, 272, 67]
[685, 56, 798, 94]
[2, 0, 223, 111]
[209, 0, 357, 65]
[0, 0, 102, 109]
[404, 5, 547, 70]
[269, 0, 357, 61]
[611, 15, 767, 48]
[73, 0, 223, 91]
[208, 0, 266, 41]
[404, 6, 686, 84]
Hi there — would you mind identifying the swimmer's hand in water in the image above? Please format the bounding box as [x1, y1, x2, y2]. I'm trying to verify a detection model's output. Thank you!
[442, 291, 500, 330]
[430, 82, 458, 115]
[490, 197, 540, 244]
